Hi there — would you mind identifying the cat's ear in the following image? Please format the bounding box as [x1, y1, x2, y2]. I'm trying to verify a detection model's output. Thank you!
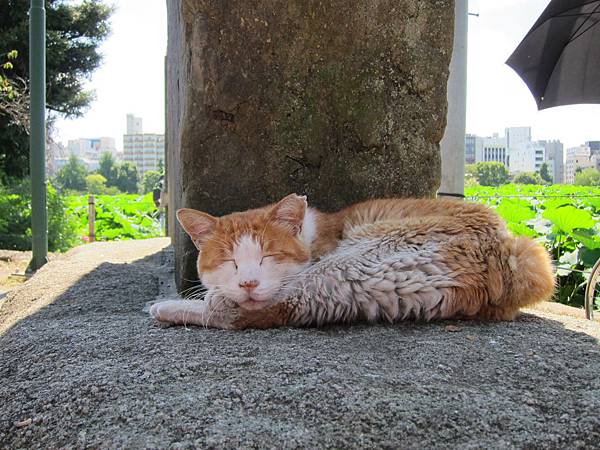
[176, 208, 217, 250]
[269, 194, 307, 235]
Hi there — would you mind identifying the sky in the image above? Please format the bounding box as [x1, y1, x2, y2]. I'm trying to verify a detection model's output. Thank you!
[467, 0, 600, 149]
[55, 0, 599, 151]
[54, 0, 167, 151]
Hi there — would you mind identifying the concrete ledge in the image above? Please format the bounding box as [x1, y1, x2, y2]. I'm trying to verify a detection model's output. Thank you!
[1, 239, 599, 449]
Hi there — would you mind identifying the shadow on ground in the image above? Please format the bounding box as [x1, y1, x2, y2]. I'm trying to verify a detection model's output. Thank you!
[0, 239, 599, 449]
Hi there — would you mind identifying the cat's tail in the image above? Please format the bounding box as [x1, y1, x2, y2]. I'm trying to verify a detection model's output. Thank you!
[478, 235, 554, 321]
[505, 235, 555, 314]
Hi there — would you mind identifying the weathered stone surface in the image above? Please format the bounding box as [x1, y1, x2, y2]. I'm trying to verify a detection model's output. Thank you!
[2, 240, 600, 449]
[167, 0, 455, 290]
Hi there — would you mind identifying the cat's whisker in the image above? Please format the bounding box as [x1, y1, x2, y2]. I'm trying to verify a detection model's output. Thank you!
[204, 292, 230, 329]
[179, 285, 205, 297]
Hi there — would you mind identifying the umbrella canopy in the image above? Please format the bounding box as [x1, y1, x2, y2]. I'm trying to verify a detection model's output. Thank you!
[506, 0, 600, 110]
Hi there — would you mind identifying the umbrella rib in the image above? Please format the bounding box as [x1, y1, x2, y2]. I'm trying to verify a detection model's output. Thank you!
[556, 11, 600, 18]
[522, 0, 600, 38]
[537, 2, 600, 108]
[566, 2, 600, 43]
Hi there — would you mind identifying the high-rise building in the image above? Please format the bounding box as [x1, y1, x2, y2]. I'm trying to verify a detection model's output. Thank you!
[123, 114, 165, 177]
[127, 114, 143, 134]
[538, 140, 564, 183]
[565, 146, 595, 184]
[505, 127, 532, 150]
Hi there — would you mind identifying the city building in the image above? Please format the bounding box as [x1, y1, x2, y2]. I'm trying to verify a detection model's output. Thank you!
[123, 114, 165, 177]
[505, 126, 532, 150]
[127, 114, 143, 134]
[479, 134, 509, 166]
[52, 137, 116, 175]
[465, 134, 480, 164]
[67, 137, 117, 160]
[538, 140, 564, 183]
[565, 146, 596, 184]
[586, 141, 600, 156]
[509, 142, 545, 175]
[468, 127, 567, 183]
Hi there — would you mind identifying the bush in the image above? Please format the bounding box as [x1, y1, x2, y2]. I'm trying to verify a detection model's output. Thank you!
[574, 168, 600, 186]
[472, 162, 510, 187]
[85, 174, 120, 195]
[0, 179, 78, 251]
[513, 172, 543, 185]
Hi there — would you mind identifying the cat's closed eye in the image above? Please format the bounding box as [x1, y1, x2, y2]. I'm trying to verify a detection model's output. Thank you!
[224, 259, 238, 270]
[260, 254, 279, 265]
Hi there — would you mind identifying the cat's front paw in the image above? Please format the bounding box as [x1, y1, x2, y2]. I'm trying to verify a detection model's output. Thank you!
[149, 300, 206, 326]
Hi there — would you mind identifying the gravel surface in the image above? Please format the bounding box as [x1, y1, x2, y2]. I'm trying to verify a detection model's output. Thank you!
[1, 238, 599, 449]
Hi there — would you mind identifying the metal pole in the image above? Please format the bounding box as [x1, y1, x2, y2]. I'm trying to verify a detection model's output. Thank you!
[439, 0, 468, 198]
[163, 55, 169, 236]
[29, 0, 48, 271]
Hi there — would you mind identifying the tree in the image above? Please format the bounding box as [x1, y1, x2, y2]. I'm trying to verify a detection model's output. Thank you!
[55, 155, 87, 191]
[574, 168, 600, 186]
[0, 0, 113, 180]
[473, 162, 510, 187]
[0, 50, 29, 132]
[141, 170, 162, 194]
[539, 162, 552, 184]
[115, 162, 139, 194]
[97, 151, 118, 186]
[513, 172, 543, 185]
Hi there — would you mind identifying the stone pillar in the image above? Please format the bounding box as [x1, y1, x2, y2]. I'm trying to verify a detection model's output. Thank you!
[167, 0, 455, 291]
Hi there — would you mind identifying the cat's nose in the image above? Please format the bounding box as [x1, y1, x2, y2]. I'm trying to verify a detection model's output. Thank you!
[239, 279, 259, 290]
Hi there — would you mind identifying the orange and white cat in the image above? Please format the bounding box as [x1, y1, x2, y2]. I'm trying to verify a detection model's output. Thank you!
[150, 194, 555, 329]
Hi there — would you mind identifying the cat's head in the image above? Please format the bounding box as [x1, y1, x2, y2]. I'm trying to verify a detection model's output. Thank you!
[176, 194, 311, 311]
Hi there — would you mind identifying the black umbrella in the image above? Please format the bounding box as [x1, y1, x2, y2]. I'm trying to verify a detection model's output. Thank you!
[506, 0, 600, 110]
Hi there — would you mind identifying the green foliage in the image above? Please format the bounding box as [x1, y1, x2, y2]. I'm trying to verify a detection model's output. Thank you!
[0, 49, 28, 183]
[467, 184, 600, 309]
[141, 170, 161, 194]
[0, 49, 19, 98]
[55, 155, 88, 192]
[472, 162, 510, 187]
[85, 173, 118, 195]
[574, 168, 600, 187]
[0, 0, 113, 180]
[86, 173, 107, 194]
[0, 179, 77, 251]
[539, 162, 552, 184]
[115, 162, 139, 194]
[97, 152, 118, 186]
[64, 193, 161, 241]
[513, 172, 543, 185]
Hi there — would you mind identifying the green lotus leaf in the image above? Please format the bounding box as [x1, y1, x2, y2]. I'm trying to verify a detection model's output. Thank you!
[542, 206, 595, 234]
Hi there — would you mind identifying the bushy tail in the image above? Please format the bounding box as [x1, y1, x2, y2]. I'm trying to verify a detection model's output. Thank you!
[508, 236, 555, 310]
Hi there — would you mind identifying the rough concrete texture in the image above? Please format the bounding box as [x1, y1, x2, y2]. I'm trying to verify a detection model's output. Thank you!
[1, 239, 599, 449]
[166, 0, 455, 290]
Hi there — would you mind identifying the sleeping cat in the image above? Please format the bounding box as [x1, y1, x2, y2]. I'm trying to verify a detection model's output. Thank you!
[150, 194, 555, 329]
